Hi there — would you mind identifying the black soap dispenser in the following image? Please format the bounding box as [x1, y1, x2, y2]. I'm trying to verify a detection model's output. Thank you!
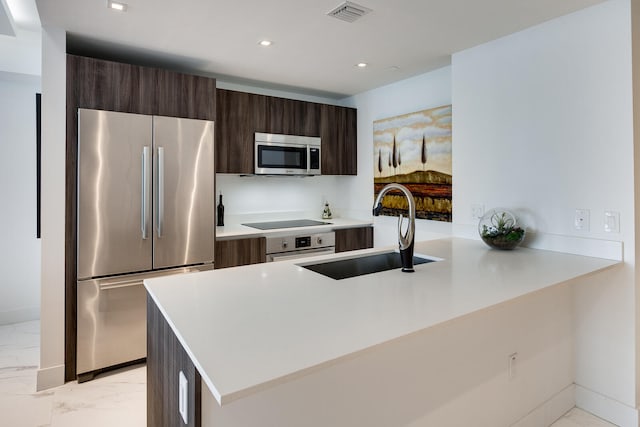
[322, 202, 332, 219]
[217, 193, 224, 226]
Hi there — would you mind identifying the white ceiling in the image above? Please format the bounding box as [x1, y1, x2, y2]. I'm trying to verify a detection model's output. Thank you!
[0, 0, 16, 36]
[0, 0, 40, 76]
[35, 0, 607, 99]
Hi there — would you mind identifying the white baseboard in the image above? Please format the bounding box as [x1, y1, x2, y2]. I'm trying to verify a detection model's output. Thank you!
[575, 384, 639, 427]
[0, 306, 40, 325]
[36, 364, 65, 391]
[512, 384, 576, 427]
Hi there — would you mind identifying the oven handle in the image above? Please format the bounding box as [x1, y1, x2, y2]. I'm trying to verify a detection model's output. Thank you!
[267, 247, 335, 262]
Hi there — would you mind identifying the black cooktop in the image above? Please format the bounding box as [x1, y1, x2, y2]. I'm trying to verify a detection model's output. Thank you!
[242, 219, 332, 230]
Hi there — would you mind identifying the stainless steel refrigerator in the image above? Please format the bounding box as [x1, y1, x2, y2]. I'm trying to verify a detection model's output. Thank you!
[76, 108, 215, 380]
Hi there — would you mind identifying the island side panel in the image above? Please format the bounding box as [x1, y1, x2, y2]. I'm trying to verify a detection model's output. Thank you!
[148, 294, 202, 427]
[201, 283, 574, 427]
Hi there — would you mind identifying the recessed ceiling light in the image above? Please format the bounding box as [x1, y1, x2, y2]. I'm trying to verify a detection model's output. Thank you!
[107, 1, 127, 11]
[259, 40, 273, 47]
[356, 62, 368, 68]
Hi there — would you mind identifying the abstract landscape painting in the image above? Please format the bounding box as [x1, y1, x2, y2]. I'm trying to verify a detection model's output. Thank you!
[373, 105, 452, 221]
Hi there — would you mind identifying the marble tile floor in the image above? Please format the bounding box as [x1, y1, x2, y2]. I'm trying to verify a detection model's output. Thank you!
[0, 320, 617, 427]
[0, 320, 145, 427]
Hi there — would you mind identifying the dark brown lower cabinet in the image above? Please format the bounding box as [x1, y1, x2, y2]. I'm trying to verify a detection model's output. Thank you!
[215, 237, 266, 269]
[335, 226, 374, 253]
[147, 295, 201, 427]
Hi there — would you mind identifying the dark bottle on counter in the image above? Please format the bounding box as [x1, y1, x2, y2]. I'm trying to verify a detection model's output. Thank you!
[217, 194, 224, 226]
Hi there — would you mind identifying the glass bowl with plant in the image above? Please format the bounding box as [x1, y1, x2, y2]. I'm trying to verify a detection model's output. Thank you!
[478, 208, 525, 250]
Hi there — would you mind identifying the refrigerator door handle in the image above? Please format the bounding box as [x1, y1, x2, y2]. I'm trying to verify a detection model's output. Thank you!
[141, 146, 150, 239]
[99, 280, 142, 291]
[157, 146, 165, 238]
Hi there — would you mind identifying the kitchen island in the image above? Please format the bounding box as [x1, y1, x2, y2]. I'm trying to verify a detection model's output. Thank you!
[144, 237, 620, 427]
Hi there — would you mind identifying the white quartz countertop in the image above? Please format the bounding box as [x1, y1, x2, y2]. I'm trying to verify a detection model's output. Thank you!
[215, 217, 372, 240]
[144, 237, 620, 406]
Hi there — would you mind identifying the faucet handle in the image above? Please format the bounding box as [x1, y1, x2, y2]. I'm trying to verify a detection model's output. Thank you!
[372, 202, 383, 216]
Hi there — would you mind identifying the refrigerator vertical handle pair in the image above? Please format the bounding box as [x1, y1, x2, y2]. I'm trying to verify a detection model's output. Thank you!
[140, 146, 165, 239]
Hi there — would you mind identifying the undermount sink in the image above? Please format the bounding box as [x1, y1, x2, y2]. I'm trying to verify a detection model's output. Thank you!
[300, 251, 439, 280]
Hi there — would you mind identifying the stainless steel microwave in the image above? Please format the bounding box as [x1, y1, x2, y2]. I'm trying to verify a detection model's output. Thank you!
[255, 133, 321, 175]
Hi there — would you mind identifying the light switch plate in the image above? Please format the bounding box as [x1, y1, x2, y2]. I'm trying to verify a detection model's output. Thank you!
[179, 371, 188, 424]
[604, 210, 620, 233]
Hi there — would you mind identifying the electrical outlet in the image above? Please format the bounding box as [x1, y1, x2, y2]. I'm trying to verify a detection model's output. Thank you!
[179, 371, 188, 424]
[574, 209, 590, 231]
[471, 204, 485, 221]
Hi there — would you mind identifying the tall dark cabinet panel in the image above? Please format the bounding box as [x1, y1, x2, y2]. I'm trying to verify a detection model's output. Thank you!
[147, 295, 201, 427]
[216, 89, 268, 173]
[156, 69, 216, 120]
[343, 107, 358, 174]
[320, 104, 357, 176]
[65, 54, 216, 381]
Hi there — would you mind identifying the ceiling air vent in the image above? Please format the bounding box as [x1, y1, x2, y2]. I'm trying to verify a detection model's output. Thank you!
[327, 1, 372, 23]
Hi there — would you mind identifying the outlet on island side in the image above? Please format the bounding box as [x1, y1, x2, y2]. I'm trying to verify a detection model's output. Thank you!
[179, 370, 188, 424]
[508, 352, 518, 380]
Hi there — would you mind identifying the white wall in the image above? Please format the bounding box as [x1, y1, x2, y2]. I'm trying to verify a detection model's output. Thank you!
[633, 0, 640, 413]
[453, 1, 635, 424]
[343, 67, 453, 247]
[0, 27, 41, 76]
[37, 25, 66, 391]
[345, 0, 636, 424]
[0, 73, 41, 324]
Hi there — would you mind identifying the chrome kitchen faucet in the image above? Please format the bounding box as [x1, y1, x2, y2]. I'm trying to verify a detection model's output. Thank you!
[372, 183, 416, 272]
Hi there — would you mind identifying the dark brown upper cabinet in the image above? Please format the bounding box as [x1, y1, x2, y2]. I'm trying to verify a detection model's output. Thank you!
[216, 89, 267, 174]
[215, 88, 356, 175]
[267, 96, 320, 137]
[67, 54, 216, 120]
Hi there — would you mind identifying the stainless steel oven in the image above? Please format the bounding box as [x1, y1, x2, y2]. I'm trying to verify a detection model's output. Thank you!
[266, 231, 335, 262]
[255, 132, 321, 175]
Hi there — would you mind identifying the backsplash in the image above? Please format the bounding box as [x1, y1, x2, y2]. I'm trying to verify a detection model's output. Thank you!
[215, 174, 344, 218]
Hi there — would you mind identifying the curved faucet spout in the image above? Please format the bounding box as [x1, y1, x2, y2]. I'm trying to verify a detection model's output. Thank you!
[372, 183, 416, 272]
